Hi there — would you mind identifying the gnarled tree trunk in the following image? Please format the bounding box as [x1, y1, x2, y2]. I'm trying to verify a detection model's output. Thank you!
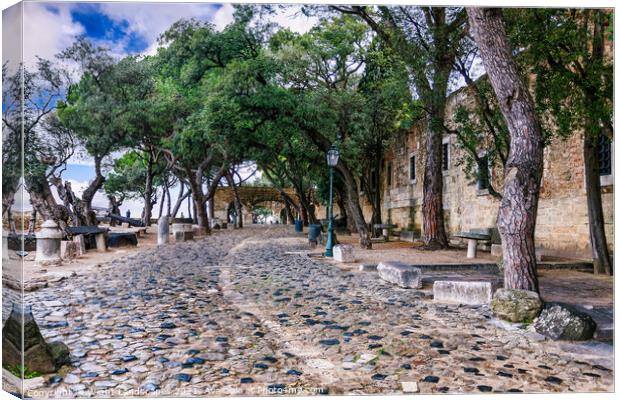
[337, 162, 371, 249]
[584, 129, 612, 275]
[468, 7, 544, 292]
[225, 172, 244, 229]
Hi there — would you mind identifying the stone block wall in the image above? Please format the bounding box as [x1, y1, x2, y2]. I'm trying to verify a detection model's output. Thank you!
[360, 86, 614, 259]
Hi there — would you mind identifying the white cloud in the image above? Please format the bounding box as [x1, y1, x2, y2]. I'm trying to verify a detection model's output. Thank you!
[270, 5, 318, 34]
[99, 1, 219, 56]
[2, 3, 22, 73]
[212, 3, 234, 31]
[22, 2, 84, 68]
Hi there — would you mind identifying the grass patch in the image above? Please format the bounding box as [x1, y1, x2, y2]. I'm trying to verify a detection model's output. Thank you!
[3, 364, 43, 379]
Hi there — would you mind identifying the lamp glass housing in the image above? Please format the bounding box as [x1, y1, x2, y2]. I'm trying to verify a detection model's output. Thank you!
[326, 145, 339, 167]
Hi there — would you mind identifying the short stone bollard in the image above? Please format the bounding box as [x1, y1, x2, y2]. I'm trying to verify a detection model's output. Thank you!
[433, 281, 494, 305]
[158, 216, 170, 245]
[172, 223, 194, 242]
[333, 244, 355, 263]
[35, 220, 63, 265]
[377, 261, 422, 289]
[2, 230, 9, 261]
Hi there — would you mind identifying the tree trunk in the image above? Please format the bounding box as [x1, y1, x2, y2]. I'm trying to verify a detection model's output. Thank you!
[584, 131, 612, 275]
[187, 192, 193, 221]
[107, 195, 122, 226]
[143, 157, 155, 226]
[158, 187, 166, 219]
[337, 163, 371, 249]
[226, 172, 244, 229]
[422, 113, 449, 249]
[370, 186, 382, 237]
[194, 195, 209, 233]
[171, 182, 190, 218]
[468, 7, 543, 292]
[581, 11, 613, 276]
[80, 156, 106, 226]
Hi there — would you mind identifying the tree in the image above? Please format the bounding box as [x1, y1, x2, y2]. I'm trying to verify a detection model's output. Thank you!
[328, 5, 468, 249]
[3, 59, 74, 228]
[504, 9, 613, 275]
[467, 7, 544, 292]
[56, 39, 141, 225]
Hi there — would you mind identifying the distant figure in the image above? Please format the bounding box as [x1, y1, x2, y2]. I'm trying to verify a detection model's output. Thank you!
[126, 210, 131, 218]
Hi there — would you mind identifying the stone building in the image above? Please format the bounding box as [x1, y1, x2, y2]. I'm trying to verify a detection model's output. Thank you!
[362, 84, 613, 259]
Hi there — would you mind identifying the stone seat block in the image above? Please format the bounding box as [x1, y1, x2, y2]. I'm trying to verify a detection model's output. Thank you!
[333, 244, 355, 263]
[175, 231, 194, 242]
[433, 280, 495, 305]
[377, 261, 422, 289]
[60, 240, 79, 260]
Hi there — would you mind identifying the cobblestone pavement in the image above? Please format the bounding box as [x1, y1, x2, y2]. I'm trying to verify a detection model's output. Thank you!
[4, 226, 614, 397]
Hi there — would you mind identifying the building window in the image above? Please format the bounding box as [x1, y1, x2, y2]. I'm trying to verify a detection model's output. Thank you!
[442, 142, 450, 171]
[409, 155, 416, 181]
[477, 154, 490, 191]
[598, 135, 612, 176]
[386, 162, 392, 188]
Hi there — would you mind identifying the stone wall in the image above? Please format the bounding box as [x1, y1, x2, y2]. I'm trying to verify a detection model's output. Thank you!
[361, 87, 614, 259]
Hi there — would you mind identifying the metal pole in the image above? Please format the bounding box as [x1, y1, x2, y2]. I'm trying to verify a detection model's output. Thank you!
[325, 165, 334, 257]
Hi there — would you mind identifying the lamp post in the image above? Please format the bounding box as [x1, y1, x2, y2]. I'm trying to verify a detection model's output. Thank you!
[325, 144, 339, 257]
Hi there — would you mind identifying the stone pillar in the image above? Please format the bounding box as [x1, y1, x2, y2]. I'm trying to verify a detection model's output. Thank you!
[2, 230, 9, 261]
[95, 232, 107, 252]
[158, 216, 169, 245]
[73, 234, 86, 256]
[35, 220, 63, 265]
[467, 239, 477, 259]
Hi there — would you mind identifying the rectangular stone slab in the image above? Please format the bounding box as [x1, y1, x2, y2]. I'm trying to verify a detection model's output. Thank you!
[333, 244, 355, 263]
[433, 281, 494, 305]
[377, 262, 422, 289]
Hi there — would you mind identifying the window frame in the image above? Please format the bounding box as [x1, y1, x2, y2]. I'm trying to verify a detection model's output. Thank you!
[409, 153, 417, 183]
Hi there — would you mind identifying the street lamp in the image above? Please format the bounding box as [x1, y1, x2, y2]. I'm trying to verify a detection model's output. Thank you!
[325, 144, 339, 257]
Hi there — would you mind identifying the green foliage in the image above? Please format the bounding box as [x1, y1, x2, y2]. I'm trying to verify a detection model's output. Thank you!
[504, 9, 613, 141]
[3, 364, 43, 379]
[104, 151, 150, 200]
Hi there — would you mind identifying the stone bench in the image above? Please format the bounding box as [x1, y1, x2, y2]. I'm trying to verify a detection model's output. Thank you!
[107, 232, 138, 248]
[452, 232, 491, 258]
[373, 224, 397, 241]
[65, 226, 108, 252]
[399, 230, 421, 243]
[377, 261, 422, 289]
[433, 280, 496, 305]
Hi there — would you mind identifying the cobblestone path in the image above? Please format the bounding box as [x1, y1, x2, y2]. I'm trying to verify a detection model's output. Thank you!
[12, 226, 614, 397]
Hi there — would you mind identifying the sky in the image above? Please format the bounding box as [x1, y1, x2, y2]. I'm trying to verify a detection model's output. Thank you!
[2, 1, 318, 216]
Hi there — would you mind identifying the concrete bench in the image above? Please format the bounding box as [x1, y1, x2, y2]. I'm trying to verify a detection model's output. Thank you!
[453, 232, 491, 258]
